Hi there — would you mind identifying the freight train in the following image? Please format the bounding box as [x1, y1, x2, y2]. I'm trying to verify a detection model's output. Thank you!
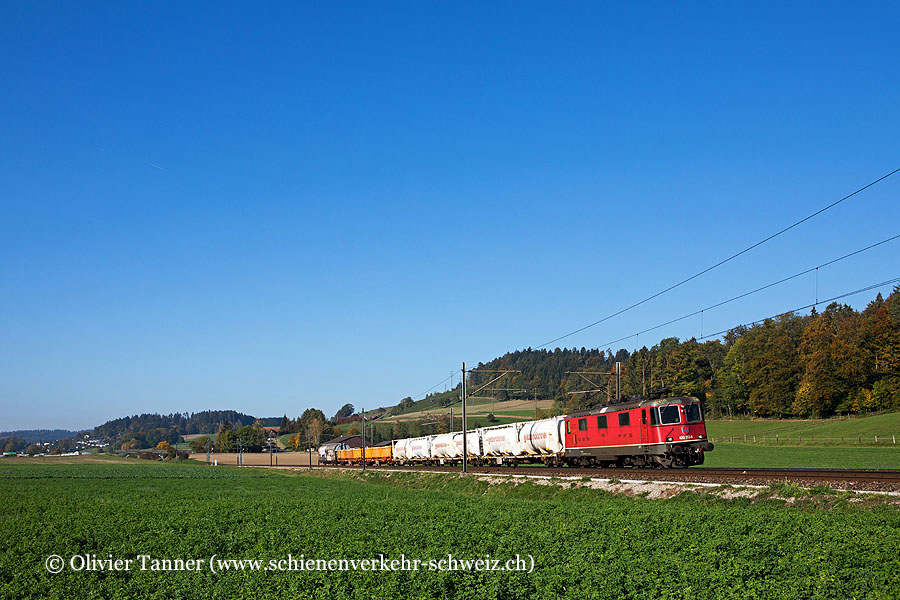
[332, 396, 713, 469]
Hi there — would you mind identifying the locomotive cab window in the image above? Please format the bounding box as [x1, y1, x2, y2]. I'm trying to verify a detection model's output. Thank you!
[578, 418, 588, 431]
[649, 407, 658, 425]
[659, 405, 681, 425]
[597, 415, 607, 429]
[566, 421, 570, 434]
[618, 413, 630, 427]
[685, 403, 702, 423]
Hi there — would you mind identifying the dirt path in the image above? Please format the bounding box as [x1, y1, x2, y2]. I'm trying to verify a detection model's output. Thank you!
[197, 452, 319, 467]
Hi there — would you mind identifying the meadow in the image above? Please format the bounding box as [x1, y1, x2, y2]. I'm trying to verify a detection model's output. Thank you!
[700, 443, 900, 469]
[701, 412, 900, 468]
[705, 411, 900, 445]
[1, 457, 899, 599]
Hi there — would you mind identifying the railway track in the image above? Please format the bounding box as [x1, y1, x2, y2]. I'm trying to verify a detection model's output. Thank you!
[304, 464, 900, 491]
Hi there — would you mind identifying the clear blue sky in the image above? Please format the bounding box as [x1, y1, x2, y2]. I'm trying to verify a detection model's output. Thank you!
[2, 2, 899, 431]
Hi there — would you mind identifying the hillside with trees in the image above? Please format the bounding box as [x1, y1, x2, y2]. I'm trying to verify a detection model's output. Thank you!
[0, 429, 80, 444]
[92, 410, 260, 438]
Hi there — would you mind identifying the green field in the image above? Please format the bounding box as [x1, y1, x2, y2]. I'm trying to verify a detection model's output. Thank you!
[1, 457, 899, 599]
[706, 412, 900, 446]
[701, 443, 900, 469]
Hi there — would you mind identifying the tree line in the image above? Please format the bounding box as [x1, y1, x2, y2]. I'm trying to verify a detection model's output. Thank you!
[93, 410, 259, 438]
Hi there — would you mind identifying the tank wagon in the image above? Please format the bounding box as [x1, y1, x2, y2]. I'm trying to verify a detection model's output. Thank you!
[326, 396, 712, 469]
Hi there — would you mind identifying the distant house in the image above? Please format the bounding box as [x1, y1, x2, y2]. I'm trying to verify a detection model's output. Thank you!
[263, 427, 280, 439]
[318, 435, 362, 462]
[334, 415, 361, 425]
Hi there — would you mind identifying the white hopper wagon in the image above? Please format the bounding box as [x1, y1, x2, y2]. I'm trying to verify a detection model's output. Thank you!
[459, 431, 481, 457]
[392, 438, 410, 462]
[479, 423, 525, 457]
[406, 436, 432, 461]
[520, 417, 565, 456]
[431, 431, 482, 461]
[432, 433, 458, 459]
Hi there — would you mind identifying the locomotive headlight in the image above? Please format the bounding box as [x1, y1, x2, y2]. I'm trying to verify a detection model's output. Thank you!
[665, 437, 673, 442]
[698, 434, 705, 439]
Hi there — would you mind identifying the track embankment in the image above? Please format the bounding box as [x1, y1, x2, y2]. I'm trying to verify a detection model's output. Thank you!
[298, 464, 900, 493]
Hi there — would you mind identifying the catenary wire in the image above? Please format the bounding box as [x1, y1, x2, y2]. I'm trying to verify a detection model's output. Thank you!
[698, 276, 900, 340]
[595, 233, 900, 349]
[535, 166, 900, 349]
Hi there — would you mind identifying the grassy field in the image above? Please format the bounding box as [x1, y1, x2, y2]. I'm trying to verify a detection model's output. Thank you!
[705, 412, 900, 446]
[701, 443, 900, 469]
[182, 433, 218, 441]
[1, 456, 899, 599]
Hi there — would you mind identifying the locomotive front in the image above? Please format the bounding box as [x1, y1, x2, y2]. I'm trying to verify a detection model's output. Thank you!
[648, 398, 714, 467]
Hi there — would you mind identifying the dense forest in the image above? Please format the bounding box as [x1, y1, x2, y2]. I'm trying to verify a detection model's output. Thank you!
[0, 429, 80, 444]
[92, 410, 260, 438]
[90, 410, 268, 449]
[469, 288, 900, 419]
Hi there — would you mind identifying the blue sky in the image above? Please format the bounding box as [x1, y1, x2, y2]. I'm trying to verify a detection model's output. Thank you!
[2, 2, 899, 430]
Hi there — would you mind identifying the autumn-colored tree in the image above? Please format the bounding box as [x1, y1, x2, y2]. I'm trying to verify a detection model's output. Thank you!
[308, 417, 325, 446]
[794, 303, 866, 416]
[119, 438, 138, 451]
[188, 436, 212, 453]
[717, 315, 805, 417]
[862, 288, 900, 410]
[216, 421, 235, 452]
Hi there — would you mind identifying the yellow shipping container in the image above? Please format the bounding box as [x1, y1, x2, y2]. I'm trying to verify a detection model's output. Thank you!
[336, 445, 391, 462]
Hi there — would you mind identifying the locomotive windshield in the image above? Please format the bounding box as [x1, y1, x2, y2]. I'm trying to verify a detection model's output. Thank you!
[685, 403, 702, 423]
[658, 405, 681, 425]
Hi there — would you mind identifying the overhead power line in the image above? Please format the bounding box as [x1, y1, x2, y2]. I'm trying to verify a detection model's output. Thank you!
[535, 166, 900, 349]
[412, 372, 454, 400]
[595, 233, 900, 349]
[699, 276, 900, 340]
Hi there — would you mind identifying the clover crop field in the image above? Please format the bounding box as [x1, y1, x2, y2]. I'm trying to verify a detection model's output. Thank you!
[1, 456, 899, 599]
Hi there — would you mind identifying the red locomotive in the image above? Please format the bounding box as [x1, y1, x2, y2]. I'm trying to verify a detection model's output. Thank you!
[563, 396, 713, 468]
